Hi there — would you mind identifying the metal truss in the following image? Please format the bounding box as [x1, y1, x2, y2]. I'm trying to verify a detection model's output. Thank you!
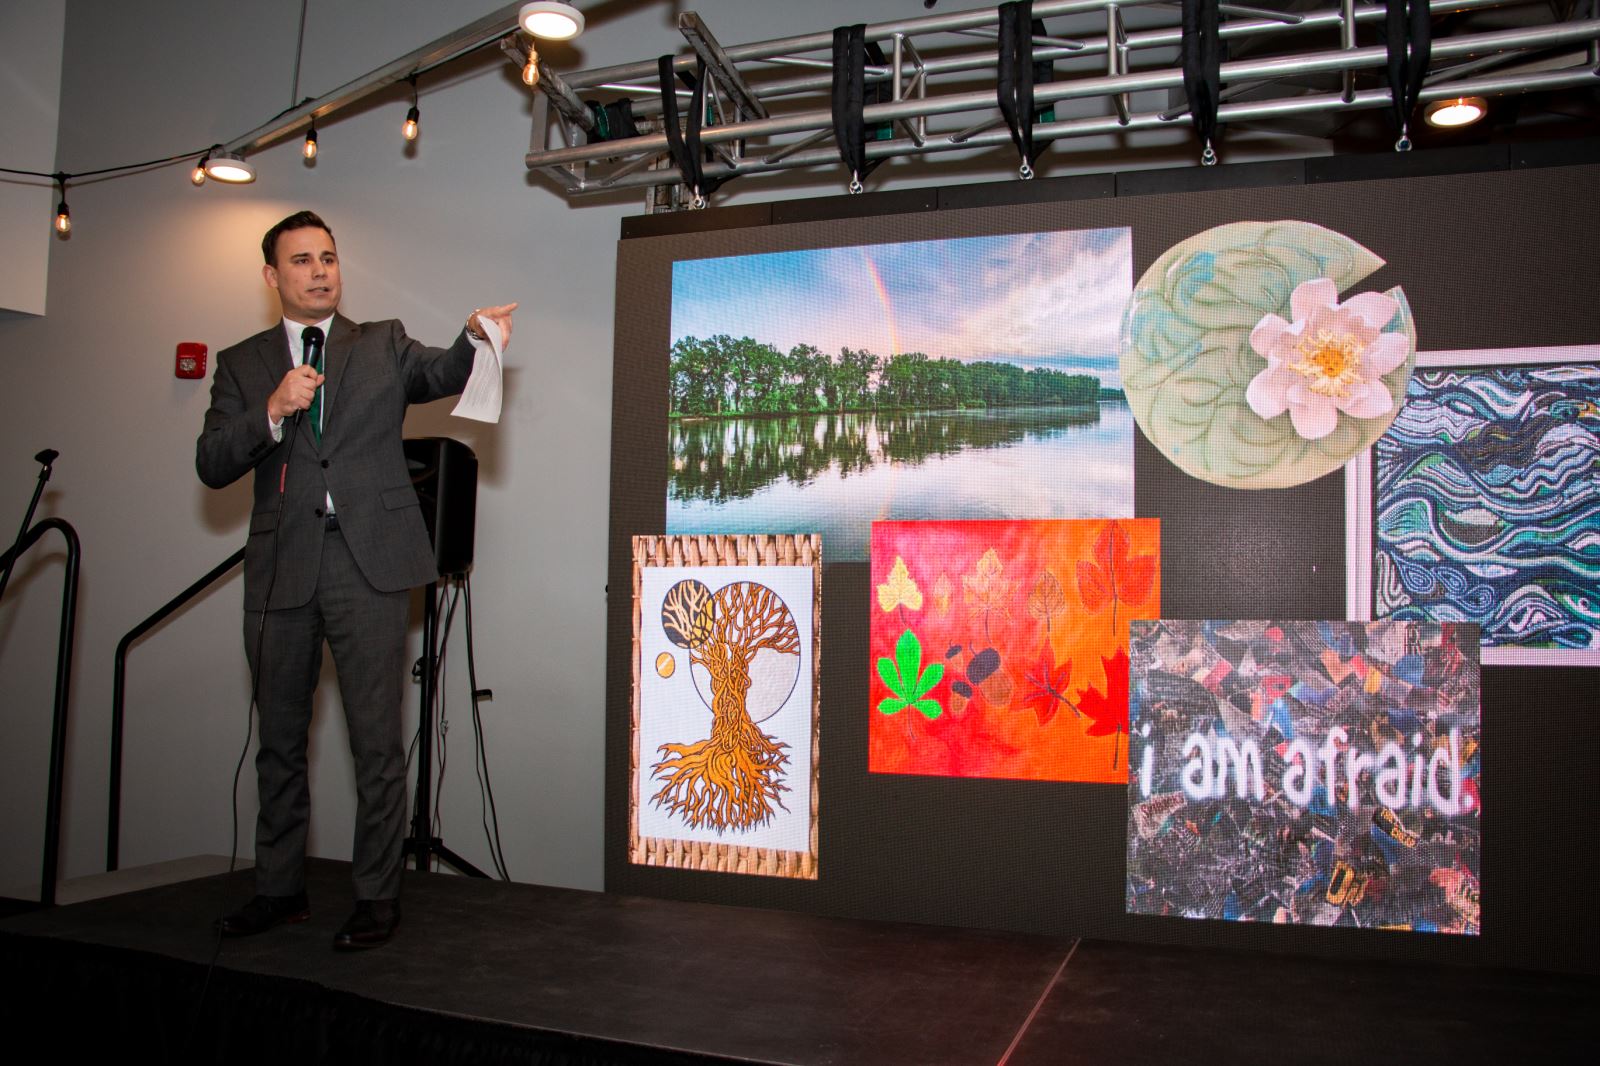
[515, 0, 1600, 204]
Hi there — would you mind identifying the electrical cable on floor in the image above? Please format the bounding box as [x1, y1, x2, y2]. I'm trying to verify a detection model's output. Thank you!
[464, 577, 511, 880]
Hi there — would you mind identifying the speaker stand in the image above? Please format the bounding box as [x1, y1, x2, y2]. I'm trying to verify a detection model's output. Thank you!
[404, 580, 488, 878]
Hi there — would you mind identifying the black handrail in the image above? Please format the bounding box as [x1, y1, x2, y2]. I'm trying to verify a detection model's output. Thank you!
[106, 547, 244, 871]
[0, 517, 81, 908]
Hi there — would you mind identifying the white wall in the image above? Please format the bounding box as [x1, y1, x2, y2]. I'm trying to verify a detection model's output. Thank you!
[0, 0, 1326, 900]
[0, 0, 66, 315]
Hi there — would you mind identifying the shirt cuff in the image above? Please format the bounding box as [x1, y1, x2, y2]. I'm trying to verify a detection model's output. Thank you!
[269, 414, 284, 443]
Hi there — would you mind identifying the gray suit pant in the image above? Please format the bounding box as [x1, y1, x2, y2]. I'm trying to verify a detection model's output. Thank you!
[244, 525, 409, 901]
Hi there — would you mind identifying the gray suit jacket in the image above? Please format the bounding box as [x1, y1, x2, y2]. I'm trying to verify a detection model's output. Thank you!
[196, 314, 475, 611]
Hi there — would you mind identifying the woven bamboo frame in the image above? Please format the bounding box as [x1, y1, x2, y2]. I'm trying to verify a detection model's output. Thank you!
[630, 533, 822, 879]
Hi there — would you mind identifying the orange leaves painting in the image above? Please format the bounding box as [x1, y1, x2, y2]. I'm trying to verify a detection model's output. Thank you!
[870, 519, 1160, 783]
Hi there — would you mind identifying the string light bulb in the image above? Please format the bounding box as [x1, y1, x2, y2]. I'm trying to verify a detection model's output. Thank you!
[522, 42, 540, 87]
[53, 179, 71, 235]
[191, 155, 208, 185]
[402, 76, 420, 142]
[303, 122, 319, 160]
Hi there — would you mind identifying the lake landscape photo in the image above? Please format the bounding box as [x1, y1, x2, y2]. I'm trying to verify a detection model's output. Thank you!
[666, 228, 1135, 560]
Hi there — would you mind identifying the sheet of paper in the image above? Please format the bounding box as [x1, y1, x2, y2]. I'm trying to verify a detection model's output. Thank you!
[451, 316, 504, 423]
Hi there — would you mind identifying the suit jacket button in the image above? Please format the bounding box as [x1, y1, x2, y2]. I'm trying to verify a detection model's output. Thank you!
[321, 459, 330, 468]
[314, 508, 324, 517]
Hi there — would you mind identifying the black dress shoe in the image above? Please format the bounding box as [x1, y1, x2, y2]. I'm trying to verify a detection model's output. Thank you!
[333, 899, 400, 950]
[217, 892, 310, 937]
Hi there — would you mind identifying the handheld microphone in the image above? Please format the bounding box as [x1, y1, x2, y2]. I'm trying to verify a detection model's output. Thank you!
[292, 326, 326, 430]
[282, 327, 325, 495]
[34, 449, 60, 467]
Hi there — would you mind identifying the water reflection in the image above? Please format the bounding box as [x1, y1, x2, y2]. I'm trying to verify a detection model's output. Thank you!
[666, 404, 1135, 561]
[670, 406, 1103, 504]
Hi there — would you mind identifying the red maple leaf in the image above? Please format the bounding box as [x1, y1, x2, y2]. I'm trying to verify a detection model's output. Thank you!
[1077, 647, 1130, 769]
[1076, 521, 1156, 631]
[1018, 645, 1078, 726]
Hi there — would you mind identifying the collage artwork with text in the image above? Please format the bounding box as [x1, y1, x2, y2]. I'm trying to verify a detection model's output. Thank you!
[636, 212, 1597, 927]
[1127, 619, 1482, 934]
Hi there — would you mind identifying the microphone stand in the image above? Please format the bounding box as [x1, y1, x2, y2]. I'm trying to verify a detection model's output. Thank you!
[406, 575, 488, 878]
[0, 449, 59, 609]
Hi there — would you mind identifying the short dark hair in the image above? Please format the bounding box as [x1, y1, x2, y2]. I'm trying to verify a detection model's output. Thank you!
[262, 210, 334, 265]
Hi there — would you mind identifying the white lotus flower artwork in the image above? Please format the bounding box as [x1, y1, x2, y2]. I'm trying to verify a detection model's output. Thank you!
[1245, 277, 1413, 441]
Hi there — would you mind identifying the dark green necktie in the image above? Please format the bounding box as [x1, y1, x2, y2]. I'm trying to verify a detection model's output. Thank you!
[302, 326, 325, 444]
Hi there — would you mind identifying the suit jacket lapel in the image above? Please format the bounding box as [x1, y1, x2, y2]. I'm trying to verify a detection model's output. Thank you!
[256, 325, 291, 384]
[319, 314, 358, 444]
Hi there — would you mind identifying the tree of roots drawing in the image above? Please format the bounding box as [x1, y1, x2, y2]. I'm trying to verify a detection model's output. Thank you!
[652, 578, 800, 832]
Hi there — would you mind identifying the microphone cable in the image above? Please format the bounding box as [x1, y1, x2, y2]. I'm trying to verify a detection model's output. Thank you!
[191, 353, 317, 1045]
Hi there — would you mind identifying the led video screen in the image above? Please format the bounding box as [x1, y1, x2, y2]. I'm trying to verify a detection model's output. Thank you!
[608, 155, 1600, 973]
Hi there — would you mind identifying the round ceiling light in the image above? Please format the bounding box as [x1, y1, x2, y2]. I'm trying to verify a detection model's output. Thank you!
[519, 2, 584, 41]
[1424, 96, 1488, 129]
[204, 151, 257, 183]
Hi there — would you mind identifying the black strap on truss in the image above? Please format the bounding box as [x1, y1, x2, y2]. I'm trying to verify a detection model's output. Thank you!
[1383, 0, 1434, 149]
[584, 99, 639, 145]
[1180, 0, 1223, 164]
[658, 55, 727, 201]
[832, 24, 885, 190]
[996, 2, 1055, 176]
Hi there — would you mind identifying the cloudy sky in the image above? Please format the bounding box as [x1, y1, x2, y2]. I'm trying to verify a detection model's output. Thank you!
[670, 226, 1132, 384]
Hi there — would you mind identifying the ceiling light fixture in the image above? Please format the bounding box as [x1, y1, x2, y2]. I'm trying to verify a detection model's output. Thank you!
[304, 121, 319, 160]
[519, 1, 584, 41]
[204, 151, 257, 184]
[1424, 96, 1488, 129]
[191, 155, 209, 185]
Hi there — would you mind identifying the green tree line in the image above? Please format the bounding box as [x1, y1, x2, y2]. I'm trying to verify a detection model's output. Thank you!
[670, 334, 1108, 417]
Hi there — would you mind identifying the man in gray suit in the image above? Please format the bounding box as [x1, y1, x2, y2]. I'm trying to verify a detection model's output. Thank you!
[197, 210, 514, 949]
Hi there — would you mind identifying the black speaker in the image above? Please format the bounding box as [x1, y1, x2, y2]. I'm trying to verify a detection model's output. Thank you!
[403, 437, 477, 577]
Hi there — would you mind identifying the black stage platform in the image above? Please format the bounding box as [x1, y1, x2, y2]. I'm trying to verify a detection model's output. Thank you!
[2, 858, 1595, 1064]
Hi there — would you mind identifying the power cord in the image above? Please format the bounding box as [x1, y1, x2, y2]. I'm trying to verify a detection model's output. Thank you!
[404, 574, 510, 881]
[432, 583, 461, 867]
[408, 582, 456, 872]
[464, 576, 511, 880]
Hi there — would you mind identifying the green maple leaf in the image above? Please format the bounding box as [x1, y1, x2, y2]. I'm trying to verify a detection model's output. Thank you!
[876, 628, 946, 720]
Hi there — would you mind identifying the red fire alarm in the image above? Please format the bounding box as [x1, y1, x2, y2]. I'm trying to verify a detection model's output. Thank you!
[176, 342, 207, 379]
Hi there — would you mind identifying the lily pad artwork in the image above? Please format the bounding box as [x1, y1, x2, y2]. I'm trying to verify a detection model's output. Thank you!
[1120, 221, 1418, 490]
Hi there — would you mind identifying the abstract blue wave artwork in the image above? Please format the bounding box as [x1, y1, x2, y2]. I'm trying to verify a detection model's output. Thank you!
[1373, 362, 1600, 656]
